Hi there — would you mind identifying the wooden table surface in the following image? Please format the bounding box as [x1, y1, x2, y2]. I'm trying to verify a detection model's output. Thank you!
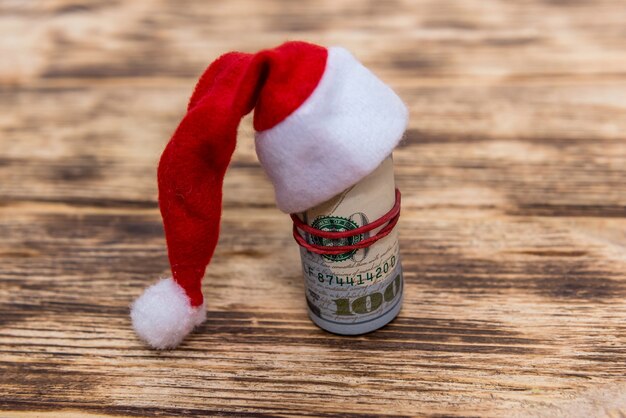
[1, 1, 625, 417]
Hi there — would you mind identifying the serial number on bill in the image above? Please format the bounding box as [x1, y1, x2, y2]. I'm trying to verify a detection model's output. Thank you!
[302, 255, 397, 286]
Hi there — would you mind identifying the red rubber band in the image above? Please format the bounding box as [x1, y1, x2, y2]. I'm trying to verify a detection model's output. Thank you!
[291, 189, 401, 239]
[291, 189, 401, 255]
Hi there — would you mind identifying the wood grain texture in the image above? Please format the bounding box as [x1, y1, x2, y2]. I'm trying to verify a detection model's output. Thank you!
[1, 0, 625, 416]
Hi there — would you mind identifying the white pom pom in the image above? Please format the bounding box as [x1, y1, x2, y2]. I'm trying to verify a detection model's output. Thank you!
[131, 278, 206, 349]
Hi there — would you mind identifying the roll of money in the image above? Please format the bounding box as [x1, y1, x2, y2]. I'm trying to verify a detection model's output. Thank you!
[295, 156, 403, 335]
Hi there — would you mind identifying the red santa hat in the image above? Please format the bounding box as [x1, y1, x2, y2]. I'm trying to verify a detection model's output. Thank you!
[131, 41, 408, 349]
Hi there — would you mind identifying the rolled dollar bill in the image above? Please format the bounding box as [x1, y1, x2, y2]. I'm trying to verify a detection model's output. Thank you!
[294, 156, 403, 335]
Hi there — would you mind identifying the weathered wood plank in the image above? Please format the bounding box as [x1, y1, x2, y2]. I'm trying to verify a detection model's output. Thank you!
[2, 83, 624, 210]
[1, 0, 625, 416]
[2, 0, 626, 84]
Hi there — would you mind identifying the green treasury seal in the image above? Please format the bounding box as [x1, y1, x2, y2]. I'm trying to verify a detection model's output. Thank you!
[309, 216, 363, 262]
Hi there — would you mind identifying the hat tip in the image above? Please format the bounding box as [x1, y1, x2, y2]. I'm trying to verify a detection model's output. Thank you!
[131, 278, 206, 349]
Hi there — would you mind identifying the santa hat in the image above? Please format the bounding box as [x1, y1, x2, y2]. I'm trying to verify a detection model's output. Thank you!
[131, 41, 408, 349]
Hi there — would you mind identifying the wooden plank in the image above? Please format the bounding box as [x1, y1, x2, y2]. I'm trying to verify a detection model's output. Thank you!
[1, 0, 625, 416]
[2, 83, 624, 209]
[2, 0, 626, 83]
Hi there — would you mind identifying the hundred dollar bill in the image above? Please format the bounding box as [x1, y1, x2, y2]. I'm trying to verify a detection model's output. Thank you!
[295, 156, 403, 335]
